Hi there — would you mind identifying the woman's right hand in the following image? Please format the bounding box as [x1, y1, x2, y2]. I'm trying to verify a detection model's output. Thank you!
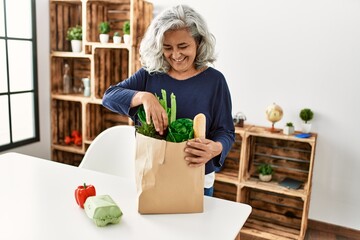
[131, 92, 168, 135]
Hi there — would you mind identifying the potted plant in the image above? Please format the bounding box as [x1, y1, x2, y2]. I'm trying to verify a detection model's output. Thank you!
[283, 122, 295, 135]
[299, 108, 314, 133]
[258, 163, 273, 182]
[113, 31, 121, 44]
[67, 25, 82, 52]
[123, 20, 130, 44]
[98, 21, 110, 43]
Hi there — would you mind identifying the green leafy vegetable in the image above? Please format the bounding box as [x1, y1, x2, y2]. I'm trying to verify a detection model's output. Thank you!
[136, 89, 193, 142]
[166, 118, 194, 142]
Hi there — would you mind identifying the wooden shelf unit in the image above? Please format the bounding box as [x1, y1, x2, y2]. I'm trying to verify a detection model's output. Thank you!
[214, 125, 317, 240]
[50, 0, 153, 165]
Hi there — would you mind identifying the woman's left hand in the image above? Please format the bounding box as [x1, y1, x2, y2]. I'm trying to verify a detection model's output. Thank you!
[184, 138, 223, 167]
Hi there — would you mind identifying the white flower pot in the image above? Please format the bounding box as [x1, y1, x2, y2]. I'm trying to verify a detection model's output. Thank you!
[99, 34, 109, 43]
[113, 36, 121, 44]
[71, 40, 82, 53]
[123, 34, 130, 44]
[301, 123, 312, 133]
[259, 174, 272, 182]
[283, 126, 295, 135]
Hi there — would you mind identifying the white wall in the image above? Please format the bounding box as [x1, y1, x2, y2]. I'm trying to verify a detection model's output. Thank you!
[8, 0, 358, 231]
[3, 0, 51, 159]
[149, 0, 360, 230]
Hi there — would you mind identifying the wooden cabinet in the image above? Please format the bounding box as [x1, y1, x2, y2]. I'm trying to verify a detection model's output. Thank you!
[214, 125, 317, 240]
[49, 0, 153, 165]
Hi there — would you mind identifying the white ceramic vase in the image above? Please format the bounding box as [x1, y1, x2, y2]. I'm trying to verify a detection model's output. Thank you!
[123, 34, 130, 44]
[113, 36, 121, 44]
[283, 126, 295, 135]
[301, 123, 312, 133]
[259, 174, 272, 182]
[99, 34, 109, 43]
[71, 40, 82, 53]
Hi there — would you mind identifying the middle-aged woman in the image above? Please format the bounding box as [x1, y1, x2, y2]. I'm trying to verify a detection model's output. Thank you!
[102, 5, 235, 196]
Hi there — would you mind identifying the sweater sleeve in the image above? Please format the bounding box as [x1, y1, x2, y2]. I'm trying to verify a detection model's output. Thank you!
[206, 74, 235, 173]
[102, 68, 147, 118]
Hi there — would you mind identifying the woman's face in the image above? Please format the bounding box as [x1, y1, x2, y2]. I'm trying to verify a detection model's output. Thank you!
[162, 28, 197, 77]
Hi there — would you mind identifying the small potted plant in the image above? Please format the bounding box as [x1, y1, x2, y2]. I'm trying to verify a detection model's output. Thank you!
[66, 25, 82, 52]
[258, 163, 273, 182]
[113, 31, 121, 44]
[299, 108, 314, 133]
[283, 122, 295, 135]
[122, 20, 130, 44]
[98, 21, 110, 43]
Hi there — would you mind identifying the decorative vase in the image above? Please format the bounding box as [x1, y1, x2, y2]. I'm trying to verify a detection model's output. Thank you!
[259, 174, 272, 182]
[283, 126, 295, 135]
[99, 34, 109, 43]
[113, 36, 121, 44]
[301, 123, 312, 133]
[123, 34, 130, 44]
[71, 40, 82, 53]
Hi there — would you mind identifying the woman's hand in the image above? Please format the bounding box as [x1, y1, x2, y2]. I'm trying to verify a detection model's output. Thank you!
[131, 92, 168, 135]
[184, 138, 223, 167]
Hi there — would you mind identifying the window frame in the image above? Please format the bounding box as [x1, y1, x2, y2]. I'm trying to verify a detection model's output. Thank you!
[0, 0, 39, 151]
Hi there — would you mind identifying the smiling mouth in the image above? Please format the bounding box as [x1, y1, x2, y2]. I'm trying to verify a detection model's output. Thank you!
[172, 57, 186, 62]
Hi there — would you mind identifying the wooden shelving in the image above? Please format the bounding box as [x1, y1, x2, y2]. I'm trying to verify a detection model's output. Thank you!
[215, 125, 317, 240]
[50, 0, 153, 165]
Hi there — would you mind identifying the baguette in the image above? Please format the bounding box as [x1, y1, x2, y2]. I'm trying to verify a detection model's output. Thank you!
[193, 113, 206, 138]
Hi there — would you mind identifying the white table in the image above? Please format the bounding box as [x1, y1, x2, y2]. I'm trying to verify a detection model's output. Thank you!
[0, 152, 251, 240]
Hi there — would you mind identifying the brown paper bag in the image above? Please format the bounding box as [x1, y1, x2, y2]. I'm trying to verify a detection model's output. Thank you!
[135, 133, 204, 214]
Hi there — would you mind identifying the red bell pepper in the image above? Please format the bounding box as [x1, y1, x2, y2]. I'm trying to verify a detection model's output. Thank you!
[75, 183, 96, 208]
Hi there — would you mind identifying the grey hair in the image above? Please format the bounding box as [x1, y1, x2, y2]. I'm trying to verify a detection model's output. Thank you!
[139, 5, 216, 73]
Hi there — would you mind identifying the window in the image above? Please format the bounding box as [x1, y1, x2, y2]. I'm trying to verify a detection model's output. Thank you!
[0, 0, 39, 151]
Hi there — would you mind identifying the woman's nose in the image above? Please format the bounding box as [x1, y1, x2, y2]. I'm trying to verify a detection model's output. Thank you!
[172, 49, 181, 58]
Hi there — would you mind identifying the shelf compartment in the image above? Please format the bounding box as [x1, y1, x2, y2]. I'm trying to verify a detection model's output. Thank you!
[85, 103, 130, 141]
[51, 57, 91, 95]
[51, 99, 82, 147]
[244, 134, 313, 188]
[93, 48, 129, 98]
[216, 131, 244, 180]
[240, 187, 304, 239]
[50, 1, 82, 52]
[51, 149, 84, 167]
[213, 181, 238, 202]
[86, 0, 131, 43]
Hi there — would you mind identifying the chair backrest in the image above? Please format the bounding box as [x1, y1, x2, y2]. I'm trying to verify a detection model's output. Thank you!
[79, 125, 136, 179]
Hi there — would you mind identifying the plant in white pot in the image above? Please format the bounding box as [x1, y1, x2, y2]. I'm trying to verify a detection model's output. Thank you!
[122, 20, 130, 44]
[299, 108, 314, 133]
[283, 122, 295, 135]
[98, 21, 110, 43]
[67, 25, 82, 53]
[258, 163, 273, 182]
[113, 31, 121, 44]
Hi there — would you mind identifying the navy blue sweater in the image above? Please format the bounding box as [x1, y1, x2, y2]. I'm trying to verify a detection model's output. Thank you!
[102, 67, 235, 174]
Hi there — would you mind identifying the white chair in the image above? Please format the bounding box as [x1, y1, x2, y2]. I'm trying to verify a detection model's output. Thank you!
[79, 125, 136, 179]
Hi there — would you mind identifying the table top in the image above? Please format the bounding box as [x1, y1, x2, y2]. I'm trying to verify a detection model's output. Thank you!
[0, 152, 251, 240]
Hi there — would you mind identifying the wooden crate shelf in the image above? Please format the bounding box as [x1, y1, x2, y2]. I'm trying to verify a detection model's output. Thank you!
[50, 1, 82, 52]
[240, 187, 304, 240]
[51, 99, 82, 146]
[213, 181, 238, 202]
[93, 47, 129, 99]
[52, 149, 84, 167]
[85, 103, 130, 141]
[50, 0, 152, 163]
[51, 56, 91, 95]
[214, 126, 317, 240]
[86, 0, 130, 43]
